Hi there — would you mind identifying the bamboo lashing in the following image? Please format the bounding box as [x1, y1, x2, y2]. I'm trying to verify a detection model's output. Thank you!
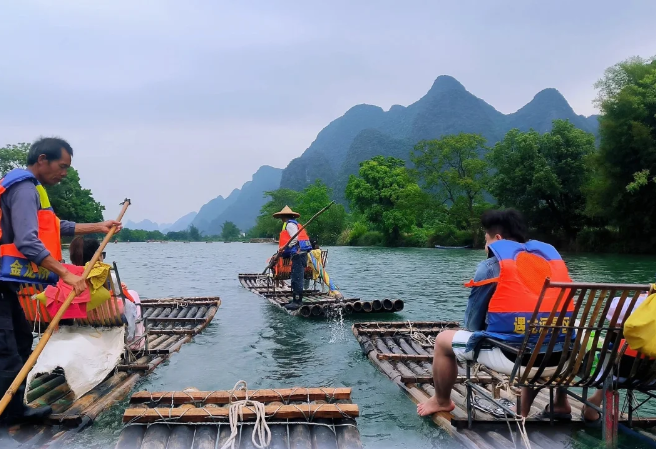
[262, 201, 335, 275]
[0, 198, 131, 416]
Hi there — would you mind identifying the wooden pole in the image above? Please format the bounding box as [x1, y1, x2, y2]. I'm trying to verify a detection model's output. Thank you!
[0, 198, 131, 416]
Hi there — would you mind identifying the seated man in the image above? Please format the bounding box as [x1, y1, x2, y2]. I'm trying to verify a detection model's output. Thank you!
[418, 209, 573, 418]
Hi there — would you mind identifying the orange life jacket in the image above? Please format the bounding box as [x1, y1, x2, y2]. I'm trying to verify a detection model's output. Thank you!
[466, 240, 574, 348]
[0, 169, 61, 284]
[278, 219, 311, 256]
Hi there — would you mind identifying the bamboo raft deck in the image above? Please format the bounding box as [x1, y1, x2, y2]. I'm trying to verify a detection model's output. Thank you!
[114, 386, 363, 449]
[5, 297, 221, 448]
[352, 321, 656, 449]
[238, 274, 404, 318]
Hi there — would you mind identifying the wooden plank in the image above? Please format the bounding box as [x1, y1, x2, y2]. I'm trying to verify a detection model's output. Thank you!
[130, 388, 352, 405]
[145, 317, 207, 323]
[377, 353, 433, 361]
[400, 374, 495, 385]
[123, 404, 359, 423]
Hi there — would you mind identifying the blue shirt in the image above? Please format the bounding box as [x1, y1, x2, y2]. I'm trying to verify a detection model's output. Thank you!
[463, 255, 499, 351]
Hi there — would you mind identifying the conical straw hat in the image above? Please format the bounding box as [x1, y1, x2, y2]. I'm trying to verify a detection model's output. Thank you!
[272, 205, 300, 218]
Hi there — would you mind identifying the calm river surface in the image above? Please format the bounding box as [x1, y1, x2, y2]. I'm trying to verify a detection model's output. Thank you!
[63, 243, 656, 449]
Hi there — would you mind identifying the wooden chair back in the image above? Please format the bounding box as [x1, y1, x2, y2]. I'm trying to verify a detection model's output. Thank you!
[510, 280, 656, 391]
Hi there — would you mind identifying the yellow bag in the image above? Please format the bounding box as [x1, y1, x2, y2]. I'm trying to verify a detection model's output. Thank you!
[624, 286, 656, 358]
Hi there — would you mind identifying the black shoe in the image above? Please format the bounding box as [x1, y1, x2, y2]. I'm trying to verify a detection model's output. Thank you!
[284, 302, 301, 310]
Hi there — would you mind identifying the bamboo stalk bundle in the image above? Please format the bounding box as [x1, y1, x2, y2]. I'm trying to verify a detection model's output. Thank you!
[238, 273, 405, 318]
[116, 386, 364, 449]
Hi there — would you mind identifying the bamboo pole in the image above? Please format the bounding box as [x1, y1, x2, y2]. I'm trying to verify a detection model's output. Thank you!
[0, 199, 130, 416]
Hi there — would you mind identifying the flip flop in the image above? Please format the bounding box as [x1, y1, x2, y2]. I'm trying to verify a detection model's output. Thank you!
[472, 395, 516, 418]
[581, 407, 602, 428]
[534, 405, 572, 421]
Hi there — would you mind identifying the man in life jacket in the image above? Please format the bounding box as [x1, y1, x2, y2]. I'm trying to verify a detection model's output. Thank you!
[0, 138, 121, 425]
[273, 206, 312, 310]
[418, 209, 574, 420]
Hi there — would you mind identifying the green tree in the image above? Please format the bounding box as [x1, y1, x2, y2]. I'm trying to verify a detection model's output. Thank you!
[0, 143, 29, 175]
[411, 133, 490, 246]
[221, 221, 241, 241]
[488, 121, 596, 247]
[188, 224, 202, 241]
[293, 180, 347, 245]
[45, 167, 105, 223]
[345, 156, 425, 245]
[1, 142, 105, 223]
[589, 56, 656, 251]
[249, 189, 300, 238]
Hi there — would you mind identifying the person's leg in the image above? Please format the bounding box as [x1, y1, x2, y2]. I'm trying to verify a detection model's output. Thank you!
[417, 330, 458, 416]
[290, 254, 302, 297]
[10, 289, 32, 364]
[582, 389, 604, 421]
[519, 386, 571, 417]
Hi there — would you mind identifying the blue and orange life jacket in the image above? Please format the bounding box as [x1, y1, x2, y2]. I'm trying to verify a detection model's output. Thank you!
[466, 240, 574, 349]
[278, 219, 312, 257]
[0, 169, 61, 285]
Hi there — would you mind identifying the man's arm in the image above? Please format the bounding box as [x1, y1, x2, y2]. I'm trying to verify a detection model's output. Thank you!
[463, 258, 499, 331]
[285, 221, 299, 247]
[40, 255, 87, 295]
[62, 221, 123, 236]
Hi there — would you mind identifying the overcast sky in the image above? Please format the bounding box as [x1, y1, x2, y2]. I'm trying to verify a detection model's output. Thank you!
[1, 1, 654, 224]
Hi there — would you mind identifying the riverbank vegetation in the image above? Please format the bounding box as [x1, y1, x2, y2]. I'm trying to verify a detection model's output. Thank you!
[249, 56, 656, 253]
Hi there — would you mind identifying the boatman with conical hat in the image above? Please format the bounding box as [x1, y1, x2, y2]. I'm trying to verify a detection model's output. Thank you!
[273, 206, 312, 310]
[0, 138, 122, 425]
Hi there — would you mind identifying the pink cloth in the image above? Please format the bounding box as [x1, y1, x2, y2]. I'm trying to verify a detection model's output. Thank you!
[44, 264, 90, 319]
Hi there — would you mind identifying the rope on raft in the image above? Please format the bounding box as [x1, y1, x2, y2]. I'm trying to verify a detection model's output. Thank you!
[220, 380, 271, 449]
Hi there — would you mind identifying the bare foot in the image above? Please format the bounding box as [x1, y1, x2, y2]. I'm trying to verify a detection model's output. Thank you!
[417, 396, 455, 416]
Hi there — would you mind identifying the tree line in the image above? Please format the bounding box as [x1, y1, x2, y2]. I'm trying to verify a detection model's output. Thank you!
[249, 56, 656, 253]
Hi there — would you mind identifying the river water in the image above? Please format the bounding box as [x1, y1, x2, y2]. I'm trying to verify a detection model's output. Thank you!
[63, 243, 656, 449]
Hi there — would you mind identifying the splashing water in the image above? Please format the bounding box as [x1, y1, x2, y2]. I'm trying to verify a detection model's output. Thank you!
[327, 305, 347, 343]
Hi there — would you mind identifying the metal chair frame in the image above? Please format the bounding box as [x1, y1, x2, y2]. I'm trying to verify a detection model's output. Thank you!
[464, 280, 656, 448]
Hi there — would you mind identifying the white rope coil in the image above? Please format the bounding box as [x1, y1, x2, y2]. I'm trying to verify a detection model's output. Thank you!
[220, 380, 271, 449]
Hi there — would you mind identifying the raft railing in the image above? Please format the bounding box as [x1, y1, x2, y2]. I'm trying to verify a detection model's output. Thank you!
[464, 280, 656, 448]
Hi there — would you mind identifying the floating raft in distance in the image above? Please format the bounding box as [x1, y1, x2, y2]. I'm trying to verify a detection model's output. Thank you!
[8, 297, 220, 448]
[352, 321, 656, 449]
[434, 244, 473, 249]
[238, 273, 404, 318]
[115, 386, 363, 449]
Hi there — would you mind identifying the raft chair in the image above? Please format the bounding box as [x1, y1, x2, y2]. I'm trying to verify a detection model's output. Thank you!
[272, 249, 328, 281]
[18, 263, 136, 331]
[463, 280, 656, 448]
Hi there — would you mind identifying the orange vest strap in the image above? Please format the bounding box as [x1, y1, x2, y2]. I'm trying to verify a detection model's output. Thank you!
[464, 277, 499, 288]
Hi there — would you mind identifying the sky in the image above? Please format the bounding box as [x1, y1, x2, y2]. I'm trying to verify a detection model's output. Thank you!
[1, 1, 655, 224]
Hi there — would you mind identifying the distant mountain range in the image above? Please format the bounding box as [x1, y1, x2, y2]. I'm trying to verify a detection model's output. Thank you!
[125, 211, 197, 233]
[132, 75, 599, 234]
[280, 76, 599, 198]
[190, 165, 282, 235]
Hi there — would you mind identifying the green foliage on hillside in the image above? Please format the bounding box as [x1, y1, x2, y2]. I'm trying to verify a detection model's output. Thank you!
[0, 142, 105, 223]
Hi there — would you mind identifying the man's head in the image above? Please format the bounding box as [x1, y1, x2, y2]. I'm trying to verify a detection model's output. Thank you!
[26, 137, 73, 186]
[481, 209, 528, 250]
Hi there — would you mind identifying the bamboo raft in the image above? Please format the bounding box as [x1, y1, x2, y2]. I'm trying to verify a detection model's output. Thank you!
[114, 386, 363, 449]
[352, 321, 656, 449]
[238, 274, 404, 317]
[5, 297, 220, 448]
